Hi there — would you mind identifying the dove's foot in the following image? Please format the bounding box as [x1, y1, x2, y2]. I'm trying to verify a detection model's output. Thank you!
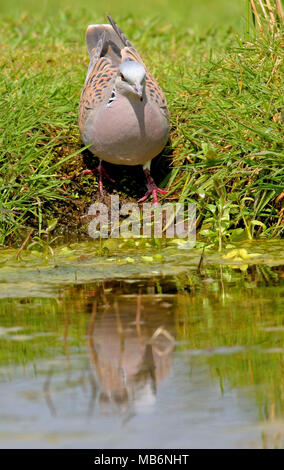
[83, 161, 115, 194]
[138, 169, 168, 205]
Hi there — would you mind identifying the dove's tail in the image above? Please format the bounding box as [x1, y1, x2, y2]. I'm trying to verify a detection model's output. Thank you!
[107, 15, 134, 48]
[85, 16, 135, 67]
[86, 23, 125, 60]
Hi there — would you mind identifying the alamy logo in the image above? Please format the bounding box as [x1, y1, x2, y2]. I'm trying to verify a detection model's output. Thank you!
[87, 196, 196, 244]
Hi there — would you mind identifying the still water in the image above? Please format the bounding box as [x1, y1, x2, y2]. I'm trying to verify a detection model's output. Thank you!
[0, 241, 284, 448]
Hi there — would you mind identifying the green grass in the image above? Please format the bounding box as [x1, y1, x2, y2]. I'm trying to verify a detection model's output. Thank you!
[0, 0, 283, 246]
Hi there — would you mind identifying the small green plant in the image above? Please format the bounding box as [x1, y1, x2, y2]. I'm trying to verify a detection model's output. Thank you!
[27, 218, 59, 259]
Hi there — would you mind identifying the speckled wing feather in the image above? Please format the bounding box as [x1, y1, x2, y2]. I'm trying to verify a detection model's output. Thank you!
[78, 35, 118, 135]
[106, 16, 169, 118]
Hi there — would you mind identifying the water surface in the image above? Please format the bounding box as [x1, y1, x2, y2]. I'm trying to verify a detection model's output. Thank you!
[0, 241, 284, 448]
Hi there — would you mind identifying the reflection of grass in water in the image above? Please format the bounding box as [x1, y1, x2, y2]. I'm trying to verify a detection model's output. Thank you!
[0, 265, 284, 425]
[175, 265, 284, 420]
[0, 296, 89, 367]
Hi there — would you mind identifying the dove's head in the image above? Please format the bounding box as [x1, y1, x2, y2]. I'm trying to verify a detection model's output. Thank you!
[116, 60, 146, 101]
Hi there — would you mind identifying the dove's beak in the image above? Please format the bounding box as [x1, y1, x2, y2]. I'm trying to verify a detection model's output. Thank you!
[133, 84, 143, 101]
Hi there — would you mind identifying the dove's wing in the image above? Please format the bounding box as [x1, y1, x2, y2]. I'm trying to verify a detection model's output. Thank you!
[78, 26, 120, 134]
[107, 15, 169, 118]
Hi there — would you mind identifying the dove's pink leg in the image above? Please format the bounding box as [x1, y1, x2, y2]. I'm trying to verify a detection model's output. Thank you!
[83, 160, 115, 195]
[138, 168, 168, 205]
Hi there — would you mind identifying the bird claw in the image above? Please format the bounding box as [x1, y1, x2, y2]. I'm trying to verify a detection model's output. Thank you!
[139, 169, 168, 205]
[83, 162, 115, 194]
[138, 187, 168, 205]
[82, 169, 95, 175]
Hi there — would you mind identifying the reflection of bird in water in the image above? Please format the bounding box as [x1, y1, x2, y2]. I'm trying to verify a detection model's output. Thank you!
[40, 285, 175, 418]
[87, 293, 175, 416]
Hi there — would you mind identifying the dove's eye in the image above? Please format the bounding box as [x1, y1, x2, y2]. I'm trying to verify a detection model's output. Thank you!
[120, 73, 127, 81]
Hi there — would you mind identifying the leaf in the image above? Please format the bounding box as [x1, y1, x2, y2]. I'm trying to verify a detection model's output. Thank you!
[222, 249, 239, 259]
[230, 228, 245, 241]
[205, 148, 218, 161]
[250, 220, 267, 231]
[238, 248, 249, 260]
[153, 254, 163, 262]
[207, 204, 217, 213]
[46, 218, 58, 233]
[141, 256, 154, 263]
[59, 246, 75, 254]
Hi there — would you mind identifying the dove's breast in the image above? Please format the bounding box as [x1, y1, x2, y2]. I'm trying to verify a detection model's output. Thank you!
[82, 95, 169, 166]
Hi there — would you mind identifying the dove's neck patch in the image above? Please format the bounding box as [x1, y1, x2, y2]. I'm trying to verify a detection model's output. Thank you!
[106, 88, 116, 107]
